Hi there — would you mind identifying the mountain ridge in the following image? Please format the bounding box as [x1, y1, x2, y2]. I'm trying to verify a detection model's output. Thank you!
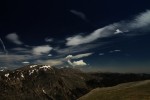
[0, 65, 97, 100]
[0, 65, 150, 100]
[78, 80, 150, 100]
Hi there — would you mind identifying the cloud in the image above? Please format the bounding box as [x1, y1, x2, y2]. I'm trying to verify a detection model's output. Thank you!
[48, 54, 52, 56]
[67, 59, 87, 66]
[36, 59, 64, 66]
[130, 10, 150, 29]
[0, 38, 7, 55]
[66, 53, 91, 67]
[66, 24, 118, 46]
[66, 53, 93, 59]
[73, 60, 87, 66]
[45, 38, 53, 42]
[67, 59, 73, 66]
[99, 53, 104, 56]
[11, 47, 28, 51]
[66, 55, 73, 59]
[32, 45, 53, 55]
[109, 49, 121, 53]
[11, 47, 31, 54]
[66, 10, 150, 46]
[114, 50, 121, 52]
[70, 10, 88, 21]
[114, 29, 123, 34]
[55, 43, 100, 55]
[0, 54, 34, 68]
[0, 54, 32, 61]
[6, 33, 23, 45]
[22, 61, 30, 64]
[66, 28, 106, 46]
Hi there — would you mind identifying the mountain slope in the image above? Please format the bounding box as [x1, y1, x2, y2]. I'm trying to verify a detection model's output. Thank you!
[78, 80, 150, 100]
[0, 65, 150, 100]
[0, 65, 96, 100]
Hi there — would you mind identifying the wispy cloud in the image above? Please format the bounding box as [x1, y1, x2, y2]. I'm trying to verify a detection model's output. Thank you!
[0, 54, 33, 68]
[99, 53, 104, 56]
[11, 47, 28, 51]
[65, 53, 91, 67]
[0, 45, 54, 68]
[114, 50, 121, 52]
[45, 38, 53, 42]
[129, 10, 150, 29]
[66, 10, 150, 46]
[114, 29, 123, 34]
[109, 49, 121, 53]
[0, 55, 31, 61]
[32, 45, 53, 55]
[66, 53, 93, 59]
[35, 59, 64, 66]
[55, 43, 101, 55]
[70, 10, 88, 21]
[6, 33, 23, 45]
[48, 54, 52, 56]
[11, 47, 31, 54]
[66, 28, 109, 46]
[22, 61, 30, 64]
[0, 38, 7, 54]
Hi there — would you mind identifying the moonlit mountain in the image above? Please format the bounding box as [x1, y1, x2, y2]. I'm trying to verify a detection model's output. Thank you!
[0, 1, 150, 99]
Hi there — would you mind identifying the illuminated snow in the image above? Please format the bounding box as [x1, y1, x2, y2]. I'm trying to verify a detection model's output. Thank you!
[29, 70, 35, 75]
[42, 89, 46, 94]
[5, 73, 9, 77]
[39, 65, 51, 71]
[30, 65, 38, 68]
[21, 73, 24, 78]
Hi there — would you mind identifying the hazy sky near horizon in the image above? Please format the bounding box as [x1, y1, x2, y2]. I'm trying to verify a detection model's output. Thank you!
[0, 0, 150, 72]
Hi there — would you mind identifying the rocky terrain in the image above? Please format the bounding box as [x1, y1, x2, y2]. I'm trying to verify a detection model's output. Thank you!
[0, 65, 99, 100]
[0, 65, 150, 100]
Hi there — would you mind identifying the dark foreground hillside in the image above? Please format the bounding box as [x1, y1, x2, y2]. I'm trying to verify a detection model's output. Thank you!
[78, 80, 150, 100]
[0, 65, 150, 100]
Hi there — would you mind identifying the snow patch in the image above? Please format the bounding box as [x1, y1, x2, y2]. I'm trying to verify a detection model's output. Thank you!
[30, 65, 38, 68]
[29, 70, 35, 75]
[5, 73, 9, 77]
[21, 73, 24, 78]
[42, 89, 46, 94]
[39, 65, 51, 71]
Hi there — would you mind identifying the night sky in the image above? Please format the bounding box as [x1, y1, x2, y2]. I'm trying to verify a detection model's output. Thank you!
[0, 0, 150, 73]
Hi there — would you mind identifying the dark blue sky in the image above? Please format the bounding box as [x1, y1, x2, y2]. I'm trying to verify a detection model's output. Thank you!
[0, 0, 150, 73]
